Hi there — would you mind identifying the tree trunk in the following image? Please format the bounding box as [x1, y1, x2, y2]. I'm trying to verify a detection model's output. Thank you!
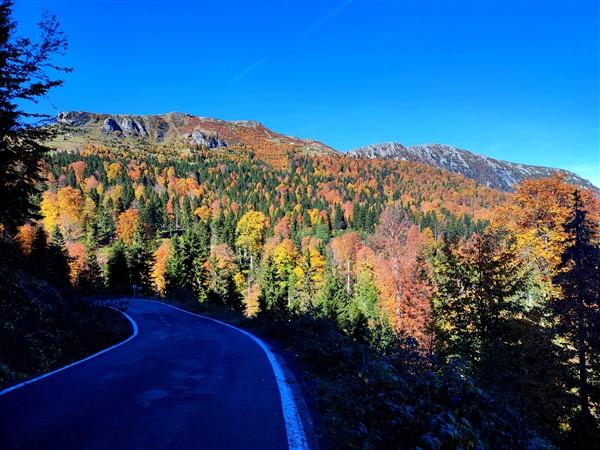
[577, 303, 590, 415]
[346, 259, 351, 295]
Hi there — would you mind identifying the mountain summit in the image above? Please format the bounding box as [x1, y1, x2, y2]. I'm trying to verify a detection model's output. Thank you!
[350, 142, 596, 192]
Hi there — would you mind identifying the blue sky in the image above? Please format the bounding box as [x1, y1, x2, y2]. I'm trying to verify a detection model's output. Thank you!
[15, 0, 599, 186]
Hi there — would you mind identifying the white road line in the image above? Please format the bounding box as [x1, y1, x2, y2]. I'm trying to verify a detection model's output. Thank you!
[144, 300, 310, 450]
[0, 309, 139, 397]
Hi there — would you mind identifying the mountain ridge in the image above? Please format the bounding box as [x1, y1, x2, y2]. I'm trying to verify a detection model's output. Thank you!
[51, 111, 596, 192]
[53, 111, 336, 167]
[349, 142, 597, 192]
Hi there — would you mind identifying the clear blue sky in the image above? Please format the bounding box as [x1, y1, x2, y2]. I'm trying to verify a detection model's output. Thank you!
[15, 0, 600, 186]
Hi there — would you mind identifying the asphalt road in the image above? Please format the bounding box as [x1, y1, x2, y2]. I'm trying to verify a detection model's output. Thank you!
[0, 300, 300, 449]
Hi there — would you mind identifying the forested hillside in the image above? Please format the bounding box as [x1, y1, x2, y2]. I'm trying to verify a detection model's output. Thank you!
[17, 134, 599, 448]
[36, 140, 505, 300]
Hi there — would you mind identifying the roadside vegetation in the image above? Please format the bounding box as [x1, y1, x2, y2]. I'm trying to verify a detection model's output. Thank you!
[0, 238, 131, 389]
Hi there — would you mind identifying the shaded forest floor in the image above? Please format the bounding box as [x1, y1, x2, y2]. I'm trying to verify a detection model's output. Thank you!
[0, 240, 132, 390]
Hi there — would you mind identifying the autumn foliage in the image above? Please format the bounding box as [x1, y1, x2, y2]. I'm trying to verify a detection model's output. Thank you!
[15, 135, 597, 447]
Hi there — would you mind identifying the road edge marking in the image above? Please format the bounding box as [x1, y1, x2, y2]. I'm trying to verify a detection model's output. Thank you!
[144, 300, 310, 450]
[0, 309, 139, 397]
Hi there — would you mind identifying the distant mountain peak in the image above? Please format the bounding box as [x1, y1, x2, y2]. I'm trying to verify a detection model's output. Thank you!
[350, 142, 597, 192]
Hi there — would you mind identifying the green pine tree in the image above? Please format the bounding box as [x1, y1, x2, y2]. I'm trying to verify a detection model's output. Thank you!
[164, 237, 188, 299]
[259, 255, 287, 313]
[104, 240, 130, 294]
[432, 229, 529, 370]
[127, 227, 153, 296]
[553, 191, 600, 445]
[79, 230, 102, 292]
[352, 267, 379, 321]
[317, 265, 349, 322]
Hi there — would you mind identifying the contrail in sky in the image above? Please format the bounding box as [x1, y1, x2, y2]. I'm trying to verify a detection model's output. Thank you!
[230, 0, 353, 83]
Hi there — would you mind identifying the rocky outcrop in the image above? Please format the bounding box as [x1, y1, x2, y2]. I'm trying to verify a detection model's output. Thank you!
[190, 129, 227, 148]
[232, 120, 260, 128]
[351, 142, 597, 192]
[101, 118, 122, 134]
[101, 117, 149, 138]
[154, 122, 169, 141]
[56, 111, 92, 127]
[118, 117, 148, 137]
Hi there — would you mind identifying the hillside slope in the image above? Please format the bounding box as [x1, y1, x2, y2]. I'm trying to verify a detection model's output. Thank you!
[350, 142, 597, 192]
[52, 111, 336, 167]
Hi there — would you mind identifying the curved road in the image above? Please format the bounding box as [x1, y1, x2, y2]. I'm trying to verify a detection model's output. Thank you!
[0, 300, 305, 449]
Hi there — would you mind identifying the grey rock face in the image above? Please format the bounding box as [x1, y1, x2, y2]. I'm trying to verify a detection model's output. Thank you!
[56, 111, 92, 127]
[154, 122, 169, 141]
[117, 118, 149, 138]
[232, 120, 260, 128]
[100, 116, 149, 138]
[102, 118, 122, 134]
[191, 129, 227, 148]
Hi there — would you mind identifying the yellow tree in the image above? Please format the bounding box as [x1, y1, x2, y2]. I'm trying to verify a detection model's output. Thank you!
[497, 174, 599, 297]
[40, 191, 59, 233]
[244, 283, 261, 317]
[273, 238, 298, 282]
[82, 196, 97, 227]
[152, 239, 171, 296]
[16, 223, 36, 255]
[293, 247, 326, 308]
[56, 186, 84, 241]
[106, 162, 122, 182]
[116, 208, 140, 245]
[194, 205, 211, 222]
[235, 210, 269, 270]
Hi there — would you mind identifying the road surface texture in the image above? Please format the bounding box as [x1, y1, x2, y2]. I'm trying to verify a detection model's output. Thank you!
[0, 300, 308, 449]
